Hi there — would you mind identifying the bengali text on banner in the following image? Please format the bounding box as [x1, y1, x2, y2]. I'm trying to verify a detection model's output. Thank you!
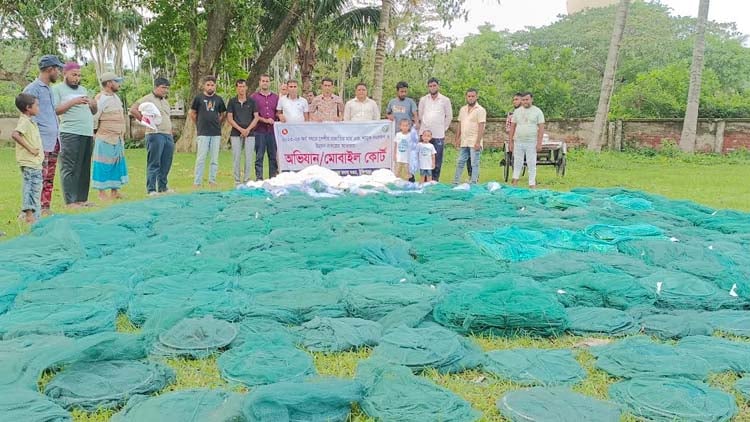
[275, 120, 395, 175]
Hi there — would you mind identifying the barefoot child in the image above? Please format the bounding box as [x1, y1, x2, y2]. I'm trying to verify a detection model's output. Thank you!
[11, 93, 44, 223]
[393, 119, 411, 180]
[417, 130, 437, 183]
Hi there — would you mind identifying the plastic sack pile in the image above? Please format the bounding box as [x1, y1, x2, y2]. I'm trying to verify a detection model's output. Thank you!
[1, 166, 750, 421]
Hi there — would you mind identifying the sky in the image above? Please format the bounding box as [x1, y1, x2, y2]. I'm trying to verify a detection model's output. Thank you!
[450, 0, 750, 40]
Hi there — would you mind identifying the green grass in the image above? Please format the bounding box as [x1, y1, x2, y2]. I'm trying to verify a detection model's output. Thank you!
[2, 145, 750, 421]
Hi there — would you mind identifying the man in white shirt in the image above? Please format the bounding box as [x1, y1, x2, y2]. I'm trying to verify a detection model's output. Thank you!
[344, 83, 380, 122]
[418, 77, 452, 181]
[277, 80, 309, 123]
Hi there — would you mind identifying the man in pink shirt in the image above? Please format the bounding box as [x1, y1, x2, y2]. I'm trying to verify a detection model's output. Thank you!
[251, 74, 280, 180]
[418, 77, 452, 182]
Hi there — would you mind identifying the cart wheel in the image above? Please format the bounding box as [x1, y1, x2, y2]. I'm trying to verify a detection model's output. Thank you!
[557, 155, 567, 177]
[503, 151, 512, 182]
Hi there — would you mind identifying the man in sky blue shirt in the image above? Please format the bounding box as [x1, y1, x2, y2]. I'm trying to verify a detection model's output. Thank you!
[24, 55, 64, 214]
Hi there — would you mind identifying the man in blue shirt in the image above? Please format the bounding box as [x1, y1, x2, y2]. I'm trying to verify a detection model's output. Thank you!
[23, 55, 64, 215]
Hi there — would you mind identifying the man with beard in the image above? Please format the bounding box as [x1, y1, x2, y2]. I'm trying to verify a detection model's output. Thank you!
[130, 78, 175, 195]
[386, 81, 418, 129]
[509, 92, 545, 188]
[190, 75, 226, 187]
[53, 62, 97, 207]
[91, 72, 129, 199]
[418, 77, 452, 182]
[23, 55, 64, 215]
[453, 88, 486, 185]
[251, 74, 279, 180]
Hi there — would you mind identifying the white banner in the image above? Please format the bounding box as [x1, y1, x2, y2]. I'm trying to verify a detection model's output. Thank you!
[275, 120, 395, 175]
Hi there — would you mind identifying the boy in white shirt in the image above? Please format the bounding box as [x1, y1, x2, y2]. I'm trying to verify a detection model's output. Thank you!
[417, 130, 437, 182]
[393, 119, 411, 180]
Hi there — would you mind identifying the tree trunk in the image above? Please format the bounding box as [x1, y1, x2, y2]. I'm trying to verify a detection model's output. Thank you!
[298, 31, 318, 94]
[113, 38, 125, 76]
[177, 0, 234, 152]
[247, 0, 304, 90]
[371, 0, 392, 109]
[680, 0, 710, 153]
[589, 0, 630, 152]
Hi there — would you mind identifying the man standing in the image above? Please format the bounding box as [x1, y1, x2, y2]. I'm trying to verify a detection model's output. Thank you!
[23, 55, 64, 215]
[251, 74, 280, 180]
[344, 83, 380, 121]
[189, 76, 226, 188]
[54, 62, 97, 207]
[386, 81, 418, 129]
[277, 80, 309, 123]
[130, 77, 175, 195]
[453, 89, 486, 185]
[91, 72, 128, 199]
[505, 93, 523, 134]
[310, 78, 344, 122]
[226, 79, 257, 185]
[509, 92, 545, 188]
[418, 77, 452, 182]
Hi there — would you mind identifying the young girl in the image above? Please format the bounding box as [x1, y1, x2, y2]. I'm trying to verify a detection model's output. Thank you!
[417, 130, 437, 183]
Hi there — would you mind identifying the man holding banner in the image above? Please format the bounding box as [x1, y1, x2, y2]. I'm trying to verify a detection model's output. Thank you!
[251, 74, 280, 180]
[344, 83, 380, 122]
[277, 80, 309, 123]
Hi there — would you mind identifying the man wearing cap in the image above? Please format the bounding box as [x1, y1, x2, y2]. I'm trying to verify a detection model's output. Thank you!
[53, 62, 97, 207]
[91, 72, 129, 200]
[23, 55, 64, 215]
[130, 77, 175, 195]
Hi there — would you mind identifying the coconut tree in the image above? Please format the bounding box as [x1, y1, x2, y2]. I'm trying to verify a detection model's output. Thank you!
[589, 0, 631, 151]
[295, 0, 379, 93]
[679, 0, 710, 152]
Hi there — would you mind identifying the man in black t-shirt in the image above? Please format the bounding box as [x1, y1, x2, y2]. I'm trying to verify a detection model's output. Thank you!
[226, 79, 258, 185]
[189, 75, 226, 187]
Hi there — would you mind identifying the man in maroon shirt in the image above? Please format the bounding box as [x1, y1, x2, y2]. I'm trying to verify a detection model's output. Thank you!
[251, 74, 280, 180]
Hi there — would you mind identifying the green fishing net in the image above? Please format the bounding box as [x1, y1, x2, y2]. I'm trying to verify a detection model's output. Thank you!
[44, 360, 175, 411]
[111, 389, 246, 422]
[295, 317, 382, 352]
[241, 379, 363, 422]
[497, 387, 620, 422]
[609, 378, 738, 422]
[483, 348, 585, 386]
[356, 358, 480, 422]
[565, 307, 637, 336]
[591, 336, 711, 379]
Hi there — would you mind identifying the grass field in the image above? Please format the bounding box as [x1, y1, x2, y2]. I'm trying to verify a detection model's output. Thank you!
[4, 145, 750, 421]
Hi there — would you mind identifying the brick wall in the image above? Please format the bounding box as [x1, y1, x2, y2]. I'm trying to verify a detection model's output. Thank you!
[2, 113, 750, 153]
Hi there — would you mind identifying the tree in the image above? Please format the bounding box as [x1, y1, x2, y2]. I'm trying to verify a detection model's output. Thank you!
[141, 0, 257, 151]
[294, 0, 379, 92]
[0, 1, 66, 85]
[680, 0, 710, 152]
[372, 0, 468, 108]
[371, 0, 393, 108]
[246, 0, 304, 90]
[589, 0, 630, 151]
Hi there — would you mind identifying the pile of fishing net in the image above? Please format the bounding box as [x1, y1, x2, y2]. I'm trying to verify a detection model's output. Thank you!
[609, 378, 738, 422]
[483, 348, 585, 386]
[497, 387, 621, 421]
[0, 177, 748, 420]
[432, 277, 568, 337]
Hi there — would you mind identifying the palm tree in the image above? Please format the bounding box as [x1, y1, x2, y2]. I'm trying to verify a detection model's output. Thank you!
[295, 0, 379, 93]
[589, 0, 630, 151]
[680, 0, 710, 152]
[371, 0, 393, 108]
